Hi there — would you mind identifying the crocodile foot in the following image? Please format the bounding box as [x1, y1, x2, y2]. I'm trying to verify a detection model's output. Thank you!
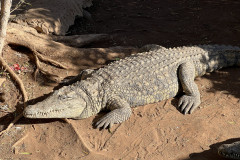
[178, 95, 200, 114]
[95, 107, 131, 129]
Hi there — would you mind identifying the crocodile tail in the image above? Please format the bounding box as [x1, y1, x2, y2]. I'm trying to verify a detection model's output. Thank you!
[237, 51, 240, 66]
[219, 49, 240, 67]
[204, 45, 240, 72]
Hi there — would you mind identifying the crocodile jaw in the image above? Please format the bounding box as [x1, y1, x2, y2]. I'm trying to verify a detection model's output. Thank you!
[23, 86, 87, 119]
[23, 103, 85, 118]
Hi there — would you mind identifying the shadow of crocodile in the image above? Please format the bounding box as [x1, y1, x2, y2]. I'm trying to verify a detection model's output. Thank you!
[181, 138, 240, 160]
[202, 67, 240, 99]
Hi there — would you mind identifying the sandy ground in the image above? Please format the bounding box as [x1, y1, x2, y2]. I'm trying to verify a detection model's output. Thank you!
[0, 0, 240, 160]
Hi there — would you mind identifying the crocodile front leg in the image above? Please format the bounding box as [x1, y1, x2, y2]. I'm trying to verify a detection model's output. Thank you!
[96, 97, 132, 129]
[178, 61, 201, 114]
[61, 69, 95, 85]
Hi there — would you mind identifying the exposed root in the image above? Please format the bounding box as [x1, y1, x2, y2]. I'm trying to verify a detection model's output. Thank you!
[0, 56, 28, 102]
[34, 50, 68, 69]
[9, 41, 68, 70]
[0, 60, 27, 135]
[27, 45, 67, 80]
[0, 45, 65, 136]
[0, 36, 68, 136]
[12, 132, 29, 154]
[32, 50, 59, 81]
[0, 113, 23, 136]
[52, 34, 108, 48]
[63, 119, 92, 153]
[33, 51, 40, 81]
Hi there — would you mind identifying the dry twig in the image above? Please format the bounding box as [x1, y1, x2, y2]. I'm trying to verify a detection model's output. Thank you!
[10, 0, 31, 13]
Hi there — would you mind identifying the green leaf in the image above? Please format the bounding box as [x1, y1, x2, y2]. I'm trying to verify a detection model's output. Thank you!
[19, 152, 32, 155]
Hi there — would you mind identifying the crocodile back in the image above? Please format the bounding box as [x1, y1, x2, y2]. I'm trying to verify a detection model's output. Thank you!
[88, 45, 240, 107]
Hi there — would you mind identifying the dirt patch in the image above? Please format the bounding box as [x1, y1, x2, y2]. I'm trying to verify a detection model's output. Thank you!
[0, 0, 240, 160]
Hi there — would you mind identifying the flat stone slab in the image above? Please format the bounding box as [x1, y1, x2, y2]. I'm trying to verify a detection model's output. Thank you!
[11, 0, 92, 35]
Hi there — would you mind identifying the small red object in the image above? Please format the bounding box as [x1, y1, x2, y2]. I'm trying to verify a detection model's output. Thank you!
[13, 64, 21, 71]
[21, 66, 26, 71]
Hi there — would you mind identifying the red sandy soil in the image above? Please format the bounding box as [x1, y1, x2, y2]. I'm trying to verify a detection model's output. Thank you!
[0, 0, 240, 160]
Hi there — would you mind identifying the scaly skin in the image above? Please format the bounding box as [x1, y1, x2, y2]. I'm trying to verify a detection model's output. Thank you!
[218, 141, 240, 159]
[23, 44, 240, 128]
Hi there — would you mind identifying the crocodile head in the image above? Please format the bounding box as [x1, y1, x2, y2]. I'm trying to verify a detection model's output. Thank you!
[218, 141, 240, 159]
[23, 86, 88, 119]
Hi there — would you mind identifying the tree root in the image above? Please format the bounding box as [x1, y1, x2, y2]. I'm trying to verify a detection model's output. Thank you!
[32, 49, 59, 81]
[0, 56, 28, 102]
[0, 53, 28, 136]
[12, 132, 29, 154]
[0, 47, 68, 136]
[0, 113, 23, 136]
[25, 45, 68, 81]
[0, 44, 69, 136]
[34, 50, 68, 69]
[63, 119, 92, 153]
[8, 41, 68, 69]
[52, 34, 108, 48]
[0, 57, 27, 135]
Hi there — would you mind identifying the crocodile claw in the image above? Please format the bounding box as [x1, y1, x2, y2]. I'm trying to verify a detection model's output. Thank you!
[178, 95, 200, 114]
[95, 107, 132, 129]
[95, 112, 116, 129]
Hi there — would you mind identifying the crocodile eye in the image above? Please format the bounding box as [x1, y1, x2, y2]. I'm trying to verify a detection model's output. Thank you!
[61, 95, 67, 99]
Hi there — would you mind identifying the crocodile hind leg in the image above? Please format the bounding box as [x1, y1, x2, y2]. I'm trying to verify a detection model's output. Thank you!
[178, 61, 201, 114]
[96, 97, 132, 129]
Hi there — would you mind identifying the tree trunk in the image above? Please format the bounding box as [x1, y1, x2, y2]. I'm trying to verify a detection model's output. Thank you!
[0, 0, 12, 56]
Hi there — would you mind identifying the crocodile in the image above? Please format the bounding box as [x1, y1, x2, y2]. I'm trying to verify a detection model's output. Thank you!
[23, 44, 240, 129]
[218, 141, 240, 159]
